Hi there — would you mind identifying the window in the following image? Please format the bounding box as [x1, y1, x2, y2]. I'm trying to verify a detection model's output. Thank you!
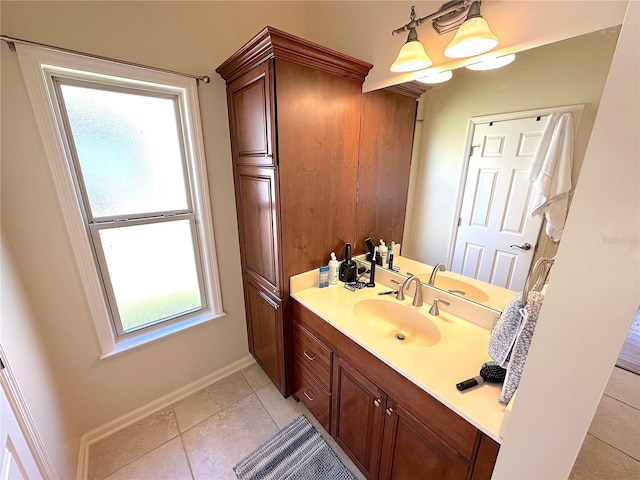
[17, 44, 224, 355]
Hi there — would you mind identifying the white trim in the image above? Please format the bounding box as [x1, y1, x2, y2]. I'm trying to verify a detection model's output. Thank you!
[76, 355, 255, 480]
[0, 345, 59, 480]
[15, 43, 224, 356]
[445, 104, 586, 269]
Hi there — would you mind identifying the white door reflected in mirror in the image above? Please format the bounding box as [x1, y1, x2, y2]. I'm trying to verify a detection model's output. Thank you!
[452, 115, 548, 291]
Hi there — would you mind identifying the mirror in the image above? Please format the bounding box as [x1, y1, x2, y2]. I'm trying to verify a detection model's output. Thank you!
[392, 26, 622, 311]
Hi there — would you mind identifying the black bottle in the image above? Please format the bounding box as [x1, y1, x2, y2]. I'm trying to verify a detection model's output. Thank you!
[339, 243, 356, 283]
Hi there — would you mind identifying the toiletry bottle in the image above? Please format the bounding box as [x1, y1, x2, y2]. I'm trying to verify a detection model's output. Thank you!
[319, 265, 329, 288]
[328, 252, 339, 285]
[387, 241, 393, 267]
[379, 239, 387, 266]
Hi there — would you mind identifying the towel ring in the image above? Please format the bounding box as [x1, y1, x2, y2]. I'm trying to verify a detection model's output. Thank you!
[522, 256, 555, 306]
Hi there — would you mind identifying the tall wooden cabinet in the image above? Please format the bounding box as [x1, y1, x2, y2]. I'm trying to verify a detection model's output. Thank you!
[216, 27, 372, 395]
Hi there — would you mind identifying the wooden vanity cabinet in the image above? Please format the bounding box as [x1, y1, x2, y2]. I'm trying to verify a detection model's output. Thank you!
[292, 299, 500, 480]
[216, 27, 372, 396]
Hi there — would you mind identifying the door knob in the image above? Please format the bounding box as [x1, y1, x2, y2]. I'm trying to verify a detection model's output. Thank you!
[510, 243, 532, 251]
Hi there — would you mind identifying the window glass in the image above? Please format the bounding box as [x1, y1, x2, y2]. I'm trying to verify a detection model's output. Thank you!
[60, 83, 189, 219]
[97, 219, 202, 333]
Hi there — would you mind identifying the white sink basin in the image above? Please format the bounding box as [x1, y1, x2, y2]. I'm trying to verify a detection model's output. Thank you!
[415, 274, 490, 303]
[352, 299, 441, 348]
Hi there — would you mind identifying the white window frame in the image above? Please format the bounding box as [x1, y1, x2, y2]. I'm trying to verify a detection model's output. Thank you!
[16, 44, 225, 357]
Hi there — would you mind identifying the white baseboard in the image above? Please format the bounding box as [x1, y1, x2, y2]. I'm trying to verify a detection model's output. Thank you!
[76, 354, 255, 480]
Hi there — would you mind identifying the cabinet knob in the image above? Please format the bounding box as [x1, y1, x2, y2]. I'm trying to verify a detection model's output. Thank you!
[385, 407, 394, 416]
[303, 390, 316, 401]
[303, 350, 316, 361]
[374, 398, 381, 407]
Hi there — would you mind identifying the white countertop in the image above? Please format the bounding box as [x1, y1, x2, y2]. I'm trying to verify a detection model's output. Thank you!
[291, 271, 507, 443]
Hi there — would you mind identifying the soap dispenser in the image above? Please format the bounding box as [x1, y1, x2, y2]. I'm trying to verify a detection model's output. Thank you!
[328, 252, 339, 284]
[379, 239, 387, 267]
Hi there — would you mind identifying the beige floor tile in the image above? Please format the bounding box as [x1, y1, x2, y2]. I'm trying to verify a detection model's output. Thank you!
[88, 407, 179, 480]
[570, 434, 640, 480]
[241, 363, 271, 391]
[255, 382, 307, 428]
[605, 367, 640, 410]
[103, 438, 192, 480]
[182, 394, 278, 480]
[172, 371, 253, 432]
[589, 395, 640, 460]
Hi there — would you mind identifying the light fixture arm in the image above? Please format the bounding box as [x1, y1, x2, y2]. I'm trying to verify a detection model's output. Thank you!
[391, 0, 472, 37]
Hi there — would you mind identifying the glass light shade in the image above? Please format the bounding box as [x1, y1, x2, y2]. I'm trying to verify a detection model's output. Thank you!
[466, 53, 516, 71]
[390, 39, 433, 73]
[444, 17, 498, 59]
[416, 70, 453, 84]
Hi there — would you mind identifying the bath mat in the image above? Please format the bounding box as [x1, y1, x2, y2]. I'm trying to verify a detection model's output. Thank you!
[233, 415, 356, 480]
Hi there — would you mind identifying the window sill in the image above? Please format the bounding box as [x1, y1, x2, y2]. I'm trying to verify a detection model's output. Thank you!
[99, 310, 226, 360]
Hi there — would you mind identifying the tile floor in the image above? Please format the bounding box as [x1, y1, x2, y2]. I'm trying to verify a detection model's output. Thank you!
[570, 366, 640, 479]
[87, 364, 365, 480]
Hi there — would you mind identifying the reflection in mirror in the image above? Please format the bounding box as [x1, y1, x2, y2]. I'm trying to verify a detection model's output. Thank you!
[395, 26, 621, 309]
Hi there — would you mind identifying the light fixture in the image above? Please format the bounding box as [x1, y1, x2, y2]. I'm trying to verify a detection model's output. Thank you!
[390, 7, 432, 73]
[444, 1, 498, 58]
[390, 1, 499, 73]
[465, 53, 516, 71]
[416, 70, 453, 84]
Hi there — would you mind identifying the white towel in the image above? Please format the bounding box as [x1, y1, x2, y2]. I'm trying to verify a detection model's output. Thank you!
[528, 112, 574, 242]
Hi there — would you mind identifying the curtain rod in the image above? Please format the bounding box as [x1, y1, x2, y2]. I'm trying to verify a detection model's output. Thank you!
[0, 35, 211, 84]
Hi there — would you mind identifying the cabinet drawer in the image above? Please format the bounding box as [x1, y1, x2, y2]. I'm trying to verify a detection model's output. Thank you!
[294, 322, 332, 391]
[295, 365, 331, 431]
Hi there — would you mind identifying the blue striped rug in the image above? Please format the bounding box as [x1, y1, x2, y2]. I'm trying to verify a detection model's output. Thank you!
[233, 415, 356, 480]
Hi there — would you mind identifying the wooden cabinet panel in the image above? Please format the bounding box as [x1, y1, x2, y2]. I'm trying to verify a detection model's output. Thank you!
[276, 60, 360, 275]
[227, 61, 275, 167]
[379, 401, 472, 480]
[235, 166, 281, 295]
[244, 277, 285, 393]
[470, 435, 501, 480]
[332, 355, 385, 479]
[294, 364, 331, 431]
[293, 322, 332, 391]
[355, 89, 418, 254]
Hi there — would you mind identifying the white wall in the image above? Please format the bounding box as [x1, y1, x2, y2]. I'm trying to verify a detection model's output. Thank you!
[493, 1, 639, 477]
[403, 26, 620, 265]
[0, 231, 75, 478]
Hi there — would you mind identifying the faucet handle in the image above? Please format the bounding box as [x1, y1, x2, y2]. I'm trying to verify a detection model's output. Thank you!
[429, 298, 450, 316]
[391, 279, 405, 301]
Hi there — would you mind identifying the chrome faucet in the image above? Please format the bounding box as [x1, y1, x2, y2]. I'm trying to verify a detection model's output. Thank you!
[402, 275, 423, 307]
[429, 298, 450, 316]
[428, 263, 445, 285]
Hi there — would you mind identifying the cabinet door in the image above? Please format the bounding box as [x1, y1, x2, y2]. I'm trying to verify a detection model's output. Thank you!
[227, 61, 276, 167]
[332, 355, 385, 479]
[379, 400, 472, 480]
[244, 277, 285, 394]
[235, 165, 281, 296]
